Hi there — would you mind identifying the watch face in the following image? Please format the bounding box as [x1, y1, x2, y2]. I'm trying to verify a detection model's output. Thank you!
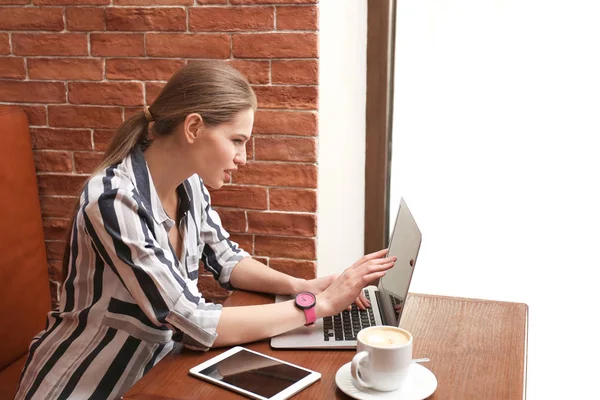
[296, 292, 315, 307]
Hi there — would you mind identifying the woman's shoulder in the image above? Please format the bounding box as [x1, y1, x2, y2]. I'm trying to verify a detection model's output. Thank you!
[81, 164, 136, 206]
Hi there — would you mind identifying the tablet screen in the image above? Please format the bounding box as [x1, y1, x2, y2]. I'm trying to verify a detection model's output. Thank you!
[198, 349, 312, 398]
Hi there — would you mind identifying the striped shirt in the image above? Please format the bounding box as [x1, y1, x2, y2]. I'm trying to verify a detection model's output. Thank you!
[16, 146, 249, 400]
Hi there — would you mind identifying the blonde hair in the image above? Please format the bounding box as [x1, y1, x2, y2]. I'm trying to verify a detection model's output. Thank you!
[62, 60, 257, 280]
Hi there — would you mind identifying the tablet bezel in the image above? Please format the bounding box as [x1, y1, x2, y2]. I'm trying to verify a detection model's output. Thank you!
[189, 346, 321, 400]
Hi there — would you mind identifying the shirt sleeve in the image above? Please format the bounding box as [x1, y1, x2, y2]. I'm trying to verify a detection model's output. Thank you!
[198, 180, 250, 289]
[83, 188, 221, 349]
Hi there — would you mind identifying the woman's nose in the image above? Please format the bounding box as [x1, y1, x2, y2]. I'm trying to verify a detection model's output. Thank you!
[235, 150, 247, 166]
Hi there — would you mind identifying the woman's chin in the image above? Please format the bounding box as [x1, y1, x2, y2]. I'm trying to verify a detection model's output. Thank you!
[205, 180, 224, 190]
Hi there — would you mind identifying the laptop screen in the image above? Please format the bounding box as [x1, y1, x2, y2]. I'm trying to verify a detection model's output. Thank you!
[377, 198, 422, 326]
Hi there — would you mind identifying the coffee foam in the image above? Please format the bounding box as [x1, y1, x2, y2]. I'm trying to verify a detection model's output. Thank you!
[361, 327, 410, 347]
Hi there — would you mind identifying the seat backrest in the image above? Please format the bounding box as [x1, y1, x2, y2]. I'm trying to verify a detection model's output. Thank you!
[0, 107, 51, 371]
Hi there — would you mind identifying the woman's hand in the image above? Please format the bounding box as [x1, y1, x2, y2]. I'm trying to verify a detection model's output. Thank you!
[301, 274, 337, 295]
[301, 274, 372, 311]
[315, 249, 396, 318]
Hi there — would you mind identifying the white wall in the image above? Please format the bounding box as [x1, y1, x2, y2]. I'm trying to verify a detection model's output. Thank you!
[317, 0, 367, 276]
[390, 1, 600, 398]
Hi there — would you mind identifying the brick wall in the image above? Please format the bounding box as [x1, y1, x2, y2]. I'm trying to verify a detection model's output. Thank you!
[0, 0, 319, 306]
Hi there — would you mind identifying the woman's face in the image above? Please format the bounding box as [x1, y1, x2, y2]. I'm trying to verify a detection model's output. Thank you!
[190, 108, 254, 189]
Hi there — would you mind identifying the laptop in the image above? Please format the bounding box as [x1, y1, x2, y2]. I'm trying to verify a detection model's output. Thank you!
[271, 197, 422, 349]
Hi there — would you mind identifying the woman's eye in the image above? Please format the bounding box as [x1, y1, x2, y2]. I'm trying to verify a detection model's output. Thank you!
[233, 139, 243, 144]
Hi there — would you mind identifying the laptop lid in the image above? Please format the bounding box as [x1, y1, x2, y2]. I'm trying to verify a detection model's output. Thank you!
[376, 198, 422, 327]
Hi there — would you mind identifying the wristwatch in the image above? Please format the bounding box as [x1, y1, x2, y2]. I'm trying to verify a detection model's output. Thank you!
[295, 292, 317, 327]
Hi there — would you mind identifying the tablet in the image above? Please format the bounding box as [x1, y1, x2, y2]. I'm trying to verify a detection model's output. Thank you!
[189, 346, 321, 400]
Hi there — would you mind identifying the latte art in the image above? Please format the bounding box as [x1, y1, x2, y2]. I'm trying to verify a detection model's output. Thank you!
[361, 327, 410, 347]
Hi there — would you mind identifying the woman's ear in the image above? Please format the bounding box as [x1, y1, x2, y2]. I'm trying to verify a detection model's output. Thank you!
[183, 113, 204, 144]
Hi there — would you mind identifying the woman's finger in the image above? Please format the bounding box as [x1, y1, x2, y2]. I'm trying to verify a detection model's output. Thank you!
[362, 269, 389, 285]
[354, 293, 370, 310]
[363, 260, 396, 275]
[358, 256, 397, 270]
[351, 248, 389, 268]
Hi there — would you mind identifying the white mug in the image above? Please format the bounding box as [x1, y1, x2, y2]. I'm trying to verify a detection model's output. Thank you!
[350, 326, 413, 392]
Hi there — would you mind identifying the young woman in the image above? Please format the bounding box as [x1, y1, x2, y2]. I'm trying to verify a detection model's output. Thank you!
[15, 61, 395, 400]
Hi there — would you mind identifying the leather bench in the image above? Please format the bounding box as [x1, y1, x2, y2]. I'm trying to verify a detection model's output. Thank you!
[0, 107, 52, 399]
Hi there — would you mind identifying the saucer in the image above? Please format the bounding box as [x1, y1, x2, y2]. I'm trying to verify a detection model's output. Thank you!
[335, 362, 437, 400]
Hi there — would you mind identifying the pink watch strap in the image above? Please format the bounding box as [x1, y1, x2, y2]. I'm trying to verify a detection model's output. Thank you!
[304, 306, 316, 326]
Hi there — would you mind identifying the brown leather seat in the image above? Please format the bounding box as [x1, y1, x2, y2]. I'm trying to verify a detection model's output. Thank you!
[0, 107, 52, 399]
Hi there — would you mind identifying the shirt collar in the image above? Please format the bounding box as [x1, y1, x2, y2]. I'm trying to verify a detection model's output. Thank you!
[128, 145, 192, 228]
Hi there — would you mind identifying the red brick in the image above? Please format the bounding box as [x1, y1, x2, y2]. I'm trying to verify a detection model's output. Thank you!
[0, 0, 31, 4]
[19, 105, 47, 126]
[272, 60, 317, 84]
[31, 128, 93, 150]
[49, 106, 123, 129]
[38, 174, 88, 196]
[124, 107, 143, 120]
[13, 33, 88, 56]
[91, 33, 144, 57]
[197, 0, 226, 3]
[270, 258, 316, 280]
[210, 185, 267, 210]
[93, 129, 115, 151]
[227, 60, 269, 84]
[232, 33, 317, 58]
[213, 208, 246, 233]
[43, 218, 70, 241]
[254, 235, 315, 259]
[254, 137, 316, 162]
[34, 0, 109, 4]
[66, 7, 105, 31]
[48, 260, 63, 283]
[74, 152, 104, 174]
[246, 137, 254, 160]
[145, 82, 165, 104]
[0, 7, 63, 30]
[248, 211, 315, 236]
[34, 150, 73, 173]
[69, 82, 144, 106]
[253, 256, 268, 265]
[114, 0, 192, 4]
[106, 8, 185, 31]
[106, 58, 185, 81]
[40, 195, 78, 218]
[197, 275, 230, 302]
[229, 234, 253, 253]
[253, 85, 317, 110]
[189, 7, 273, 32]
[253, 110, 317, 136]
[269, 188, 316, 212]
[146, 33, 229, 58]
[234, 162, 316, 188]
[0, 33, 9, 54]
[45, 240, 66, 261]
[276, 5, 317, 30]
[0, 81, 65, 103]
[0, 57, 25, 79]
[28, 58, 103, 81]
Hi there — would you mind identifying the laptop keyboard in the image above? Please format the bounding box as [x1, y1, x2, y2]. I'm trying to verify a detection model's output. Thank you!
[322, 290, 376, 341]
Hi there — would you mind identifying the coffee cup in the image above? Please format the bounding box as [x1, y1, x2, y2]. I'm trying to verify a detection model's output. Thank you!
[350, 326, 413, 392]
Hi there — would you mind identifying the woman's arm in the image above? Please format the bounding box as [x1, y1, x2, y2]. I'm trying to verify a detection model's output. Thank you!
[213, 249, 395, 347]
[229, 257, 307, 295]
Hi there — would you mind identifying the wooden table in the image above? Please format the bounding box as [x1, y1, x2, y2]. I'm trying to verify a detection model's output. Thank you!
[123, 292, 528, 400]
